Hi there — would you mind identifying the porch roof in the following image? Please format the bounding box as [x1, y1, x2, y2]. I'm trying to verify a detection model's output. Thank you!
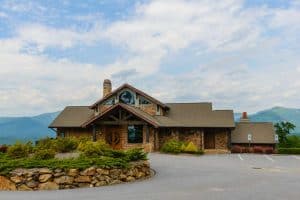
[82, 103, 160, 128]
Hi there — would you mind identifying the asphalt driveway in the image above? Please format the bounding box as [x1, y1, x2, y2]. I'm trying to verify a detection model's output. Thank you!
[1, 153, 300, 200]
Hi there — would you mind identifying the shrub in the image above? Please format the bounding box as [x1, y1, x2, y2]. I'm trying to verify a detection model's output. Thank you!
[104, 149, 127, 158]
[33, 149, 55, 160]
[0, 145, 8, 153]
[55, 137, 79, 153]
[183, 142, 198, 153]
[7, 142, 31, 158]
[79, 140, 110, 157]
[231, 145, 242, 153]
[126, 148, 147, 161]
[278, 148, 300, 154]
[36, 137, 55, 150]
[253, 146, 264, 154]
[161, 139, 182, 154]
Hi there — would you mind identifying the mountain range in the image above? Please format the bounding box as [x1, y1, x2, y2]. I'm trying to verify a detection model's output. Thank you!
[1, 107, 300, 145]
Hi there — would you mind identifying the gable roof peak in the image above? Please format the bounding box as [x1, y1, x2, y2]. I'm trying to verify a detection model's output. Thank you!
[90, 82, 168, 109]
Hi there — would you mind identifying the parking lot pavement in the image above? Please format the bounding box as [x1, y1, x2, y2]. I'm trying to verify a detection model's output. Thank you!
[1, 153, 300, 200]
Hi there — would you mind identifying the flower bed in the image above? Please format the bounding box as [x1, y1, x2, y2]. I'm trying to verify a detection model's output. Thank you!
[0, 138, 151, 191]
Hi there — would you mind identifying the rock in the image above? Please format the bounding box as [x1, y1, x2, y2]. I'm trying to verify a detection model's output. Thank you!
[110, 180, 122, 185]
[81, 167, 96, 176]
[96, 175, 105, 181]
[126, 176, 135, 182]
[39, 168, 52, 174]
[95, 181, 107, 187]
[136, 172, 145, 178]
[68, 169, 79, 177]
[18, 184, 32, 191]
[10, 176, 23, 184]
[110, 169, 121, 178]
[39, 182, 59, 190]
[126, 169, 134, 176]
[54, 176, 74, 185]
[26, 180, 39, 188]
[102, 169, 110, 175]
[54, 169, 63, 173]
[0, 176, 16, 190]
[96, 168, 103, 174]
[74, 176, 91, 183]
[120, 174, 127, 181]
[54, 172, 65, 177]
[78, 183, 90, 188]
[39, 174, 52, 183]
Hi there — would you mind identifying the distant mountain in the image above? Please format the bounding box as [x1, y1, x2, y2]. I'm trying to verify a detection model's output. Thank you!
[235, 107, 300, 134]
[0, 112, 60, 145]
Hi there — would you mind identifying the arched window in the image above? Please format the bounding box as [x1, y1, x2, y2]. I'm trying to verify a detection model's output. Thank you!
[119, 90, 135, 105]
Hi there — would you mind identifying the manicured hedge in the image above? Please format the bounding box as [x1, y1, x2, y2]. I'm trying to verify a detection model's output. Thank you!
[277, 148, 300, 154]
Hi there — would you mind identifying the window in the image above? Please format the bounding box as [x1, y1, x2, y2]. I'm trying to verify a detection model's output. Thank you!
[119, 91, 135, 105]
[61, 132, 65, 138]
[156, 105, 160, 114]
[128, 125, 143, 143]
[139, 96, 150, 105]
[104, 98, 115, 105]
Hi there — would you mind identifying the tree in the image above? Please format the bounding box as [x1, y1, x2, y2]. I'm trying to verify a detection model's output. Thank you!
[274, 121, 296, 144]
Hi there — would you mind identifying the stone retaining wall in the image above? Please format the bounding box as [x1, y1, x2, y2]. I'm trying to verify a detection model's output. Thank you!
[0, 161, 150, 191]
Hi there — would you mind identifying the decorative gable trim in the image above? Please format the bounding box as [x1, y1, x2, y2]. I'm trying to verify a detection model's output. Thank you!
[90, 83, 169, 110]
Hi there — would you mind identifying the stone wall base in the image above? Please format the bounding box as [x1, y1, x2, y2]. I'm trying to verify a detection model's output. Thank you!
[0, 161, 151, 191]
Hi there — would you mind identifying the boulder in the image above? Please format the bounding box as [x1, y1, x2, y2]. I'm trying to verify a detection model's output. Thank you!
[74, 176, 91, 183]
[0, 176, 16, 190]
[39, 168, 52, 174]
[68, 169, 79, 177]
[110, 180, 122, 185]
[39, 182, 59, 190]
[26, 180, 39, 188]
[81, 167, 96, 176]
[95, 181, 107, 187]
[54, 176, 74, 185]
[10, 176, 23, 184]
[39, 174, 52, 183]
[18, 184, 32, 191]
[126, 176, 135, 182]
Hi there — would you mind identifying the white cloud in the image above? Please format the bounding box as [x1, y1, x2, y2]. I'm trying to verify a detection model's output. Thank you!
[0, 0, 300, 115]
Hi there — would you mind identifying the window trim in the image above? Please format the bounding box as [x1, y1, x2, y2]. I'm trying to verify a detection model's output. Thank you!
[127, 125, 143, 144]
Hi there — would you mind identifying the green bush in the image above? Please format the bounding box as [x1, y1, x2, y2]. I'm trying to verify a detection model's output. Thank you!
[55, 137, 79, 153]
[126, 148, 148, 161]
[279, 135, 300, 148]
[103, 149, 127, 158]
[278, 148, 300, 154]
[183, 142, 198, 153]
[36, 137, 55, 150]
[33, 149, 55, 160]
[7, 142, 32, 158]
[78, 140, 111, 157]
[161, 139, 182, 154]
[0, 154, 129, 176]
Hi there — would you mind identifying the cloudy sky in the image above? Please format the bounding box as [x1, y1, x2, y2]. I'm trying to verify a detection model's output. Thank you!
[0, 0, 299, 116]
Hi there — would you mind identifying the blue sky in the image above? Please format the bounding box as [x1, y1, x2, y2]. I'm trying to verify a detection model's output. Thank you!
[0, 0, 299, 116]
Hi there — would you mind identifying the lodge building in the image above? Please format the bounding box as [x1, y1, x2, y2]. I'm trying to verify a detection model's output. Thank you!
[49, 80, 276, 152]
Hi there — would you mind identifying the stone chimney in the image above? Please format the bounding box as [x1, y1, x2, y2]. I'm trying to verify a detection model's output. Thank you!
[240, 112, 250, 122]
[103, 79, 112, 97]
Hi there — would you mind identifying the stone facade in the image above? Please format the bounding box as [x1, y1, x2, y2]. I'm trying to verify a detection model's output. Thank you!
[215, 131, 229, 149]
[0, 161, 150, 191]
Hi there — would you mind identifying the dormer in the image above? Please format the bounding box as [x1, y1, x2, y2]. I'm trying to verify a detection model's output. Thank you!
[90, 80, 169, 116]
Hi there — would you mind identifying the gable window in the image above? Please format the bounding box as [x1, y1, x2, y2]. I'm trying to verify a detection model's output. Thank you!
[104, 98, 115, 105]
[156, 105, 160, 114]
[119, 90, 135, 105]
[139, 96, 151, 105]
[128, 125, 143, 143]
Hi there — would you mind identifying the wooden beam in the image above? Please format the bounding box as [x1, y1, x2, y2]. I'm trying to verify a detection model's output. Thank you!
[99, 121, 147, 125]
[109, 115, 119, 121]
[123, 113, 133, 120]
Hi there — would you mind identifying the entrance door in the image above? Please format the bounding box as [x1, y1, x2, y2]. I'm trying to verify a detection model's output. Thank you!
[204, 132, 215, 149]
[106, 127, 121, 149]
